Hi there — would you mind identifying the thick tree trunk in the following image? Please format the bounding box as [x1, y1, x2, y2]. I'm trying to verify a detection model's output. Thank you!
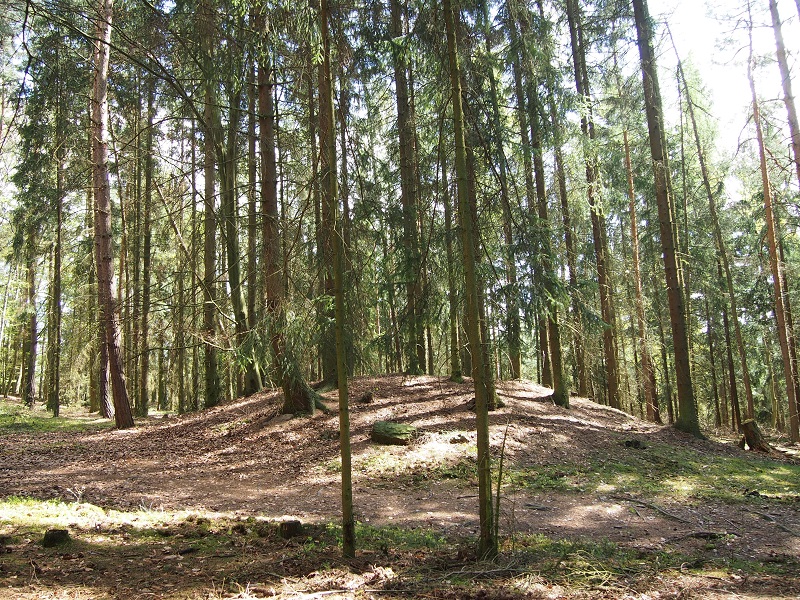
[443, 0, 496, 560]
[633, 0, 700, 436]
[91, 0, 133, 429]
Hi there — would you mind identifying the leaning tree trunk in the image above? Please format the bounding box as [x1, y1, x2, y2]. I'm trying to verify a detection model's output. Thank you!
[443, 0, 496, 560]
[633, 0, 700, 437]
[91, 0, 133, 429]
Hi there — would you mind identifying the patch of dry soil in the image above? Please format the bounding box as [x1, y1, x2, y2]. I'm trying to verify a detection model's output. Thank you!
[1, 376, 799, 599]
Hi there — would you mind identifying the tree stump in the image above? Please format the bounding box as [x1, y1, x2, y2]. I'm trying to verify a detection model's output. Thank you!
[279, 520, 303, 539]
[741, 419, 772, 453]
[371, 421, 417, 445]
[42, 529, 70, 547]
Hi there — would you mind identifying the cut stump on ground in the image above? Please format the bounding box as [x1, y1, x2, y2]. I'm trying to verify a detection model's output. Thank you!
[371, 421, 417, 445]
[740, 419, 772, 453]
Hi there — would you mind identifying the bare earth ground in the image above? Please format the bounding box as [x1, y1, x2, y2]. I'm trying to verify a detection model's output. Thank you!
[1, 375, 799, 599]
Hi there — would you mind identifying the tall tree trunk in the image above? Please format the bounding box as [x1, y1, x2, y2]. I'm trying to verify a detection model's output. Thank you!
[704, 297, 722, 427]
[769, 0, 800, 188]
[222, 79, 262, 396]
[247, 60, 259, 333]
[719, 259, 742, 432]
[256, 29, 316, 413]
[442, 158, 462, 382]
[747, 10, 800, 442]
[482, 0, 519, 379]
[633, 0, 700, 436]
[317, 25, 337, 387]
[671, 44, 755, 420]
[549, 98, 587, 396]
[22, 256, 37, 407]
[92, 0, 133, 428]
[390, 0, 423, 375]
[443, 0, 496, 560]
[138, 83, 154, 417]
[318, 0, 355, 557]
[527, 83, 568, 406]
[624, 130, 659, 422]
[201, 0, 220, 408]
[565, 0, 620, 408]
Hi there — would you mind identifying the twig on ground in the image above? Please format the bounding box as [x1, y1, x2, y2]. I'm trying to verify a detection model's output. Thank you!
[748, 510, 800, 536]
[609, 495, 692, 524]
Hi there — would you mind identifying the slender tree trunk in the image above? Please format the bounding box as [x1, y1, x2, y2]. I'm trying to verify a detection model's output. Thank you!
[565, 0, 620, 408]
[22, 257, 37, 407]
[443, 0, 496, 560]
[549, 100, 587, 396]
[633, 0, 700, 436]
[92, 0, 133, 428]
[717, 254, 742, 433]
[442, 159, 462, 381]
[247, 60, 259, 333]
[671, 43, 755, 419]
[704, 298, 722, 428]
[748, 23, 800, 441]
[390, 0, 423, 375]
[482, 0, 519, 379]
[317, 28, 337, 387]
[222, 79, 262, 396]
[769, 0, 800, 188]
[138, 83, 154, 417]
[624, 130, 659, 422]
[200, 0, 220, 408]
[318, 0, 355, 557]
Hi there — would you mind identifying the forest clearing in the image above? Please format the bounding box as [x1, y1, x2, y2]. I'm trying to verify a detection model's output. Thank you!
[1, 375, 799, 599]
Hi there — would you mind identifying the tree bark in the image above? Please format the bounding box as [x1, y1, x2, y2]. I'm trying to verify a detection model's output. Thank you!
[91, 0, 133, 429]
[200, 0, 220, 408]
[624, 130, 659, 422]
[768, 0, 800, 189]
[565, 0, 620, 408]
[319, 0, 355, 558]
[671, 43, 755, 421]
[443, 0, 496, 560]
[633, 0, 700, 436]
[747, 10, 800, 442]
[390, 0, 423, 375]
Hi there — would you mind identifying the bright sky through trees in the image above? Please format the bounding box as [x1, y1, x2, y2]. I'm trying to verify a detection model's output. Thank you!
[651, 0, 800, 161]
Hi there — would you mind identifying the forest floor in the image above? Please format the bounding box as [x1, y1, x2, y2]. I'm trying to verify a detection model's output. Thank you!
[1, 375, 799, 599]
